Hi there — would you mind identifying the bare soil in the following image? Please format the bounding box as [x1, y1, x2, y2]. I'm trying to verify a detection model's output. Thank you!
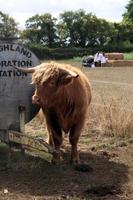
[0, 127, 133, 200]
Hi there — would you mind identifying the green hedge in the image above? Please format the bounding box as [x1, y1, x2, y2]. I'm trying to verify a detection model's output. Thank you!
[28, 43, 133, 60]
[29, 44, 94, 60]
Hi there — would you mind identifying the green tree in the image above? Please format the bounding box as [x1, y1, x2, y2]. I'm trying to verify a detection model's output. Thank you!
[123, 0, 133, 20]
[22, 13, 57, 47]
[59, 10, 95, 47]
[95, 19, 115, 46]
[122, 0, 133, 43]
[58, 10, 114, 47]
[56, 21, 70, 47]
[0, 11, 18, 37]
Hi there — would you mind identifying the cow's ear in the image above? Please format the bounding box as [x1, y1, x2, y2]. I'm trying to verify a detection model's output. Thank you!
[59, 70, 79, 86]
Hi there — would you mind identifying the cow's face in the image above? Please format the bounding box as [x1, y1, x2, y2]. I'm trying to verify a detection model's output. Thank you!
[32, 67, 78, 106]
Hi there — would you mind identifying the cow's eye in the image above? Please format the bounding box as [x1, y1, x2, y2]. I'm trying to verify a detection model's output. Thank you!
[49, 80, 55, 86]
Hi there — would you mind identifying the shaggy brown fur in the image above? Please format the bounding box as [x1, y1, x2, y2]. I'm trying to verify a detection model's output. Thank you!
[32, 62, 91, 163]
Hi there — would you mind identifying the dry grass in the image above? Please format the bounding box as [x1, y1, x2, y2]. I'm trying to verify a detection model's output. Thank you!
[88, 99, 133, 138]
[84, 67, 133, 139]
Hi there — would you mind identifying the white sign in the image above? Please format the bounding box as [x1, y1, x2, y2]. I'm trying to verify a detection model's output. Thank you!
[0, 43, 40, 131]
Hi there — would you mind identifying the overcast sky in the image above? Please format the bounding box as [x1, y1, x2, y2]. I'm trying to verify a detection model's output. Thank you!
[0, 0, 129, 29]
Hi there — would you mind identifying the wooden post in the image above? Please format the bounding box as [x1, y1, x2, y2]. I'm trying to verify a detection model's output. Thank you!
[18, 105, 26, 155]
[19, 105, 25, 134]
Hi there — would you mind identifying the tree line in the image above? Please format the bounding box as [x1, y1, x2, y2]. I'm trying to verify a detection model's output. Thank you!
[0, 0, 133, 55]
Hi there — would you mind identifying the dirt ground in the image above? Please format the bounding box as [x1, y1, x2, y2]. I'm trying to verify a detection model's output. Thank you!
[0, 127, 133, 200]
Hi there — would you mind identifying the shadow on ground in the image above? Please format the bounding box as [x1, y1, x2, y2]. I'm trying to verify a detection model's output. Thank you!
[0, 144, 129, 200]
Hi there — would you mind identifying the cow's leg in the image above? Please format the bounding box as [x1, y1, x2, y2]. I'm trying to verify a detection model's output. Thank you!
[46, 124, 54, 147]
[45, 110, 63, 164]
[52, 129, 63, 164]
[69, 118, 85, 163]
[47, 126, 63, 164]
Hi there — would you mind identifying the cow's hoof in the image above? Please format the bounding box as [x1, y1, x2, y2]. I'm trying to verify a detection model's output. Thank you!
[70, 159, 80, 165]
[74, 163, 93, 172]
[51, 155, 63, 165]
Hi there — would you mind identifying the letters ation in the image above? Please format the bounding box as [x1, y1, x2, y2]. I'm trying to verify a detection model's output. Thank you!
[0, 60, 32, 67]
[0, 70, 27, 77]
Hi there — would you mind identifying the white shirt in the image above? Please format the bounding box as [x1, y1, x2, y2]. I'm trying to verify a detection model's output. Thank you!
[94, 53, 100, 62]
[101, 55, 106, 64]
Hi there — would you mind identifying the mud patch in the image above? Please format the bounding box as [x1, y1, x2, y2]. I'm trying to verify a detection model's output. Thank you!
[85, 185, 120, 197]
[74, 163, 93, 172]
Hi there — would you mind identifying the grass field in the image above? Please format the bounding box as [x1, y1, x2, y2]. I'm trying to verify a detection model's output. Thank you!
[124, 52, 133, 60]
[0, 59, 133, 200]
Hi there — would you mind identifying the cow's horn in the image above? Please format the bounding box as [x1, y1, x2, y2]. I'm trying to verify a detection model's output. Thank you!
[13, 66, 36, 73]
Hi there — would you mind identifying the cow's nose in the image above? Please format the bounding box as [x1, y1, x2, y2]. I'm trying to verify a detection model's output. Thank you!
[32, 95, 40, 105]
